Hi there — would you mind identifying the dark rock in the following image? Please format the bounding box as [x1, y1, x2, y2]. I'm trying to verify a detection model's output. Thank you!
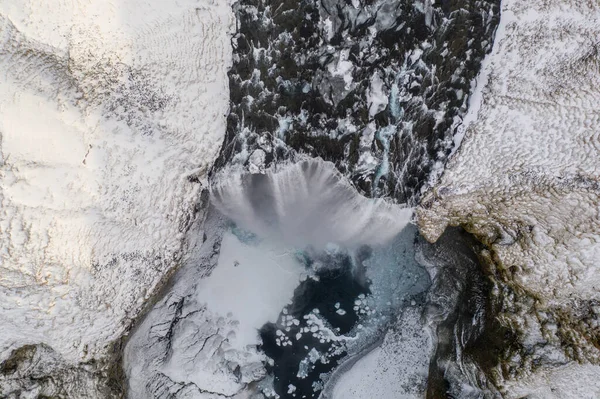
[213, 0, 500, 205]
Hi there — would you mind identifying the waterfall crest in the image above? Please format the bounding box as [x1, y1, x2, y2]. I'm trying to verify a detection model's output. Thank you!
[210, 158, 412, 249]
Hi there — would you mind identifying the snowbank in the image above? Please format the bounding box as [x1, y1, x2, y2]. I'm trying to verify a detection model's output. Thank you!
[0, 0, 233, 393]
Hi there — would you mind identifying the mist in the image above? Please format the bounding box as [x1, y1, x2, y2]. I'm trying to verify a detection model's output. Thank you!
[210, 158, 413, 249]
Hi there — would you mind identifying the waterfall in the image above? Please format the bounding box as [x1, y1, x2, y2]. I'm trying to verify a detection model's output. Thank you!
[210, 158, 413, 249]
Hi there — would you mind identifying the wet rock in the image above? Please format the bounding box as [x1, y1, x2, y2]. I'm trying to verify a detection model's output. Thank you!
[214, 0, 500, 204]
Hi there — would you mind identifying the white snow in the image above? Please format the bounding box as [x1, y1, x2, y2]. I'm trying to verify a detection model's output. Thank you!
[124, 210, 303, 398]
[504, 363, 600, 399]
[329, 306, 432, 399]
[151, 225, 305, 398]
[449, 3, 510, 159]
[195, 231, 305, 351]
[418, 0, 600, 396]
[367, 72, 388, 118]
[327, 49, 354, 90]
[0, 0, 233, 372]
[419, 0, 600, 305]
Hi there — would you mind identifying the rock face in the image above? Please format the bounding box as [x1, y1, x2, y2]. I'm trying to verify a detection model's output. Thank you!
[417, 227, 507, 399]
[0, 0, 233, 396]
[0, 344, 124, 398]
[417, 0, 600, 396]
[215, 0, 500, 204]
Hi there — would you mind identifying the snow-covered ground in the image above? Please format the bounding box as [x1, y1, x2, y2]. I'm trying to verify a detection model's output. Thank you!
[0, 0, 233, 394]
[328, 306, 431, 399]
[418, 0, 600, 396]
[125, 210, 306, 398]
